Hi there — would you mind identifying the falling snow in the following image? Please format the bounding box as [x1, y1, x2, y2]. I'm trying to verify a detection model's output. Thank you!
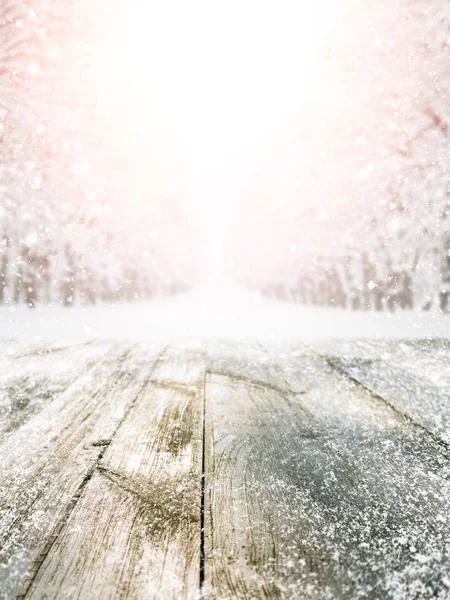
[1, 1, 450, 599]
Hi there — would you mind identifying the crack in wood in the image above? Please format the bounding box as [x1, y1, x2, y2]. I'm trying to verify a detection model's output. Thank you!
[16, 448, 107, 600]
[297, 341, 450, 462]
[324, 354, 450, 462]
[96, 465, 200, 533]
[147, 379, 199, 396]
[6, 340, 450, 599]
[91, 439, 111, 447]
[207, 369, 307, 397]
[0, 359, 132, 552]
[16, 345, 170, 600]
[200, 369, 207, 598]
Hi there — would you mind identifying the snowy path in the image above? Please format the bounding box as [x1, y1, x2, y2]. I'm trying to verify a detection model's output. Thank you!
[1, 284, 450, 342]
[1, 337, 450, 599]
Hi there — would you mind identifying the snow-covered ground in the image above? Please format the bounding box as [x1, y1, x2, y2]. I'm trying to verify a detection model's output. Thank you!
[0, 283, 449, 343]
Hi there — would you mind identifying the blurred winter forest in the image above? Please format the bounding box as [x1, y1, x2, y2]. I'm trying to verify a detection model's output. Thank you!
[0, 0, 200, 308]
[2, 0, 450, 312]
[232, 0, 450, 312]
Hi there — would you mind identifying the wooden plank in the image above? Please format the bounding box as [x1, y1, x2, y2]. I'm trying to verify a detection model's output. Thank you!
[0, 341, 113, 442]
[204, 341, 450, 599]
[0, 341, 165, 599]
[307, 339, 450, 444]
[305, 338, 450, 366]
[25, 341, 205, 600]
[0, 340, 83, 373]
[205, 339, 296, 391]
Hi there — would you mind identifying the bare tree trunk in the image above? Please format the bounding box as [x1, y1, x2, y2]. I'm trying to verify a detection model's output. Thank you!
[0, 232, 10, 303]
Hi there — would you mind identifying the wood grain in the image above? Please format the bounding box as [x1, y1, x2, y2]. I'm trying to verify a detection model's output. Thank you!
[2, 338, 450, 600]
[308, 339, 450, 444]
[204, 341, 450, 599]
[0, 341, 164, 599]
[0, 341, 112, 442]
[26, 341, 205, 600]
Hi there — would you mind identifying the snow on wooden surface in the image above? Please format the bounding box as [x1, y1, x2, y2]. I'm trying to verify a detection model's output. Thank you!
[0, 338, 449, 599]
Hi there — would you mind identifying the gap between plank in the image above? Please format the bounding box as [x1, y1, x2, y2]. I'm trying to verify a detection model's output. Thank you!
[17, 345, 169, 600]
[326, 356, 450, 459]
[300, 341, 450, 460]
[199, 369, 207, 599]
[16, 444, 109, 600]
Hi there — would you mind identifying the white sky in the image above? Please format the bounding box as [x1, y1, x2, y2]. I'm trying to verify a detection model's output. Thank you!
[78, 0, 343, 272]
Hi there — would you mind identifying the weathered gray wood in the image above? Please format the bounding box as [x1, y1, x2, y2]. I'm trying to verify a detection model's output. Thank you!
[2, 337, 450, 600]
[26, 341, 205, 600]
[307, 339, 450, 444]
[204, 341, 450, 599]
[0, 341, 112, 442]
[0, 341, 165, 600]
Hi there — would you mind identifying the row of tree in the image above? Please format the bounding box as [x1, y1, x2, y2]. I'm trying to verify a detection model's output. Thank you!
[260, 241, 450, 312]
[0, 0, 199, 308]
[0, 234, 189, 309]
[233, 0, 450, 312]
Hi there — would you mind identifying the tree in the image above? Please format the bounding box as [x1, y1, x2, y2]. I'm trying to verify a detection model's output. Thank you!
[233, 0, 450, 312]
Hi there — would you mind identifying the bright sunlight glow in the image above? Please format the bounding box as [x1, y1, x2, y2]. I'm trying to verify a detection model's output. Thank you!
[75, 0, 341, 276]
